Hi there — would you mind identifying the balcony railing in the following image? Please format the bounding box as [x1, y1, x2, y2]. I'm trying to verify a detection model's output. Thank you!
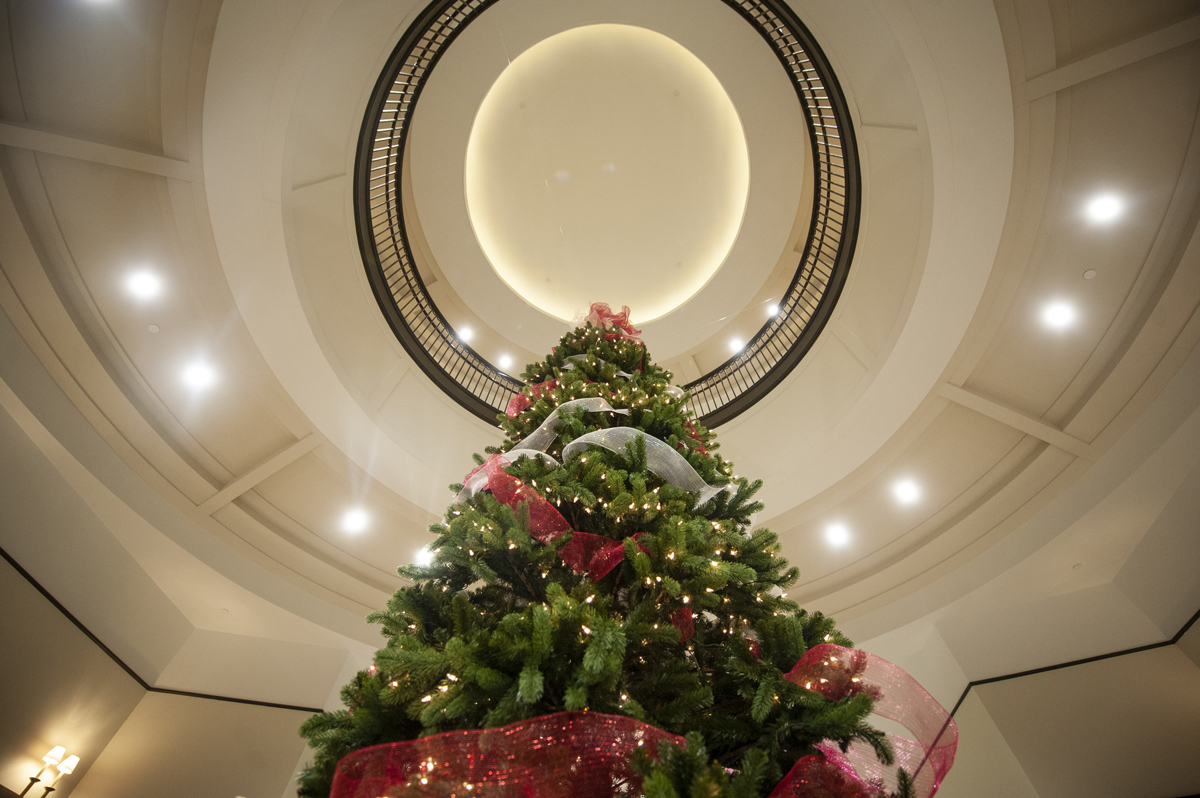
[355, 0, 859, 427]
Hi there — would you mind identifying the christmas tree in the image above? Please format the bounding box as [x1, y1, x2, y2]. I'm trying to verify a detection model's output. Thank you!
[298, 305, 935, 798]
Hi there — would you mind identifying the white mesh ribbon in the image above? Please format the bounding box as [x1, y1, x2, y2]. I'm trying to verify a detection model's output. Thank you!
[563, 354, 633, 379]
[455, 449, 561, 503]
[562, 428, 733, 507]
[514, 398, 630, 452]
[664, 386, 685, 400]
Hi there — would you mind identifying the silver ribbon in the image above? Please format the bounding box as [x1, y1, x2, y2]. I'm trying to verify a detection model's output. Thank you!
[513, 398, 630, 452]
[455, 449, 561, 503]
[562, 428, 733, 507]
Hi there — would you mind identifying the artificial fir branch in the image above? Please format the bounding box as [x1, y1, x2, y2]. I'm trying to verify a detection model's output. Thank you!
[297, 322, 889, 798]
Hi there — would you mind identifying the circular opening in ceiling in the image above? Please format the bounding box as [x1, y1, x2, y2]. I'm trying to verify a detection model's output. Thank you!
[464, 24, 750, 324]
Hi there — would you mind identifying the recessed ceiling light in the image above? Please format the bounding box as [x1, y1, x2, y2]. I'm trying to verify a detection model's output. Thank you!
[1082, 269, 1097, 280]
[824, 523, 850, 547]
[498, 354, 514, 370]
[892, 478, 921, 505]
[148, 324, 161, 334]
[1085, 193, 1122, 223]
[181, 360, 217, 390]
[459, 326, 474, 342]
[341, 508, 369, 534]
[767, 304, 779, 316]
[126, 269, 162, 300]
[1041, 300, 1077, 330]
[416, 547, 436, 566]
[729, 338, 743, 353]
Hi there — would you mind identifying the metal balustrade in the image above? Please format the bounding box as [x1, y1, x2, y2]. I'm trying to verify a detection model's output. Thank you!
[355, 0, 859, 427]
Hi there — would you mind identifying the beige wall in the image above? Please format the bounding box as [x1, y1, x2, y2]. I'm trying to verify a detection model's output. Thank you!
[0, 557, 312, 798]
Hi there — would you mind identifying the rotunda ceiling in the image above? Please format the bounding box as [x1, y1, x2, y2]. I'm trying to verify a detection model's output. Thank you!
[464, 23, 751, 325]
[1, 5, 1198, 777]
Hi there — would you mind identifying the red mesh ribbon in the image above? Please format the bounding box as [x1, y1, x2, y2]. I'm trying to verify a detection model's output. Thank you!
[330, 712, 684, 798]
[670, 606, 695, 642]
[770, 755, 879, 798]
[485, 456, 571, 544]
[584, 303, 642, 341]
[476, 457, 639, 582]
[779, 645, 958, 798]
[560, 532, 647, 582]
[506, 379, 560, 419]
[334, 651, 955, 798]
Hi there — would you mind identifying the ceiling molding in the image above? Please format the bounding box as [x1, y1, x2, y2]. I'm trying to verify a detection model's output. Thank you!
[1015, 13, 1200, 105]
[936, 382, 1093, 458]
[195, 434, 323, 516]
[0, 122, 200, 182]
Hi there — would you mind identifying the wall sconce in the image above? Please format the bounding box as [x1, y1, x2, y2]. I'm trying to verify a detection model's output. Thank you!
[19, 748, 79, 797]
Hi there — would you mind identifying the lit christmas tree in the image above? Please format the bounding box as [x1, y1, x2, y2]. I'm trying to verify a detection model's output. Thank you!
[298, 305, 953, 798]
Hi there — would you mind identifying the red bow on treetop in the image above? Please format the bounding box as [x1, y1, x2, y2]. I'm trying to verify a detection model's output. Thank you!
[584, 303, 642, 341]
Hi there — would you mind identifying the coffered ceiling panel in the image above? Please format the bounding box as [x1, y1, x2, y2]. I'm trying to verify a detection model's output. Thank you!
[4, 0, 166, 153]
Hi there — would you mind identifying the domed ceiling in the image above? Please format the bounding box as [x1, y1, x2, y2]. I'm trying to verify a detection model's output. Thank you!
[1, 0, 1199, 795]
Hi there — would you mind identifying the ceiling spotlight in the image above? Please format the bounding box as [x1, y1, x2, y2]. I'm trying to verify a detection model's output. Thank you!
[416, 546, 436, 566]
[459, 326, 474, 343]
[1085, 193, 1122, 223]
[1041, 301, 1077, 330]
[181, 360, 217, 390]
[892, 479, 921, 505]
[498, 354, 514, 369]
[824, 523, 850, 547]
[767, 304, 779, 316]
[341, 508, 369, 534]
[729, 338, 743, 353]
[126, 269, 162, 300]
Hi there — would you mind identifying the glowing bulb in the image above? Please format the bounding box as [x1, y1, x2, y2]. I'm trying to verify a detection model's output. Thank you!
[181, 360, 217, 390]
[1085, 193, 1122, 223]
[341, 508, 369, 533]
[459, 326, 474, 342]
[767, 304, 779, 316]
[498, 354, 514, 370]
[1041, 301, 1077, 330]
[892, 479, 921, 505]
[416, 547, 436, 566]
[729, 338, 743, 353]
[126, 269, 162, 300]
[825, 523, 850, 547]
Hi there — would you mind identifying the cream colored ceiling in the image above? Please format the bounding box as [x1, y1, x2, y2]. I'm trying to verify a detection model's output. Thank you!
[463, 23, 751, 326]
[0, 0, 1199, 796]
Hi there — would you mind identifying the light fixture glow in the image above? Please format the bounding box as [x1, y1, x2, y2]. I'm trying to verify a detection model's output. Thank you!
[767, 304, 779, 316]
[892, 479, 921, 505]
[729, 338, 743, 353]
[1085, 193, 1122, 223]
[126, 269, 162, 300]
[57, 756, 79, 775]
[824, 523, 850, 547]
[1041, 301, 1077, 330]
[459, 326, 474, 342]
[181, 360, 217, 390]
[341, 508, 369, 534]
[498, 354, 514, 370]
[416, 546, 436, 566]
[43, 747, 66, 765]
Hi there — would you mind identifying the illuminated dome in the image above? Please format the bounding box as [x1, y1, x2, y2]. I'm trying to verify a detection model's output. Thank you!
[464, 24, 750, 324]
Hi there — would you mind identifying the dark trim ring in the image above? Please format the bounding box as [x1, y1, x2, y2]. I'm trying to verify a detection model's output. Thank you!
[355, 0, 859, 427]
